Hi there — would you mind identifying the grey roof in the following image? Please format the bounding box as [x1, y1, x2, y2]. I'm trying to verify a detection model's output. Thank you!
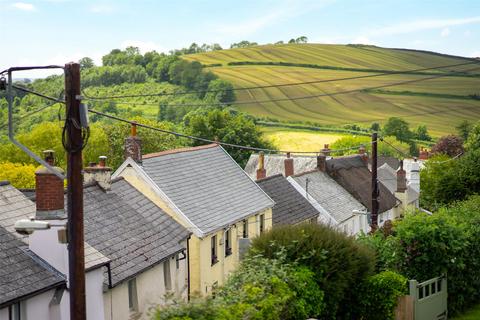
[0, 225, 65, 308]
[244, 153, 318, 179]
[0, 181, 109, 271]
[326, 155, 398, 213]
[377, 163, 397, 194]
[369, 156, 400, 170]
[291, 170, 366, 223]
[83, 178, 190, 287]
[142, 144, 274, 235]
[256, 174, 319, 225]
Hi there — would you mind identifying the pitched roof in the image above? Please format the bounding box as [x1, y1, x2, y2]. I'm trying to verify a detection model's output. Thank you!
[256, 174, 319, 225]
[83, 178, 190, 287]
[326, 155, 398, 213]
[377, 163, 397, 194]
[291, 170, 366, 223]
[0, 225, 65, 309]
[244, 153, 317, 180]
[0, 181, 109, 271]
[142, 144, 274, 235]
[369, 156, 400, 170]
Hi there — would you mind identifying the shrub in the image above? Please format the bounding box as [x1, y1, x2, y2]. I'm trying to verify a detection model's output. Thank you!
[250, 223, 375, 319]
[0, 162, 37, 188]
[357, 271, 408, 320]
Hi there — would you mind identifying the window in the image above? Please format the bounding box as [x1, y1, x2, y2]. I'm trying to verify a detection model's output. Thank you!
[242, 219, 248, 238]
[127, 278, 138, 312]
[225, 229, 232, 257]
[259, 214, 265, 234]
[211, 235, 218, 265]
[9, 302, 21, 320]
[164, 260, 172, 291]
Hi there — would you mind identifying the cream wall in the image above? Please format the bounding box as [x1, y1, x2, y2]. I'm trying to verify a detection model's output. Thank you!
[117, 166, 273, 296]
[103, 251, 188, 320]
[0, 289, 59, 320]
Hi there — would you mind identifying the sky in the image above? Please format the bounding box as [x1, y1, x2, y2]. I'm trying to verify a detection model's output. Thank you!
[1, 0, 479, 78]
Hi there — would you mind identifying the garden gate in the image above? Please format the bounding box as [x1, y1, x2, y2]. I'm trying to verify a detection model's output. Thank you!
[409, 275, 448, 320]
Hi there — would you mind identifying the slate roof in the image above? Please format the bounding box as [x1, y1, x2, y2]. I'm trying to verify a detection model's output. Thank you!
[142, 144, 274, 235]
[244, 153, 318, 180]
[326, 155, 398, 213]
[0, 181, 109, 271]
[256, 174, 319, 225]
[83, 178, 190, 287]
[290, 170, 366, 223]
[369, 156, 400, 170]
[0, 225, 65, 309]
[377, 163, 419, 205]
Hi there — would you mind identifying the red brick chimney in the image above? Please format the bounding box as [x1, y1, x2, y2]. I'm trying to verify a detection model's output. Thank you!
[35, 150, 65, 220]
[396, 160, 407, 193]
[284, 152, 294, 177]
[125, 122, 142, 164]
[419, 147, 429, 160]
[359, 144, 368, 164]
[321, 144, 331, 156]
[317, 153, 326, 172]
[84, 156, 112, 190]
[256, 152, 266, 180]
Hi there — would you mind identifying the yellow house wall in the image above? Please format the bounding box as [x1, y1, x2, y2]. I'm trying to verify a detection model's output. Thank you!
[117, 166, 273, 296]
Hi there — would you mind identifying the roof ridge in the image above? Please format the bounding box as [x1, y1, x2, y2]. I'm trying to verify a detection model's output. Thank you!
[290, 168, 320, 178]
[255, 173, 283, 182]
[143, 143, 219, 159]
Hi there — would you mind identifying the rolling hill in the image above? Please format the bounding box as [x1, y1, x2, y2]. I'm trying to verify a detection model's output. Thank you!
[184, 44, 480, 136]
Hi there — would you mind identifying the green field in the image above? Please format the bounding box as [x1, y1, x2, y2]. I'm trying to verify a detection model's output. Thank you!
[184, 44, 480, 136]
[261, 127, 345, 152]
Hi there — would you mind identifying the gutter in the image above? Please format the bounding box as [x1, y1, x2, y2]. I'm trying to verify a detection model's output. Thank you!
[187, 235, 191, 301]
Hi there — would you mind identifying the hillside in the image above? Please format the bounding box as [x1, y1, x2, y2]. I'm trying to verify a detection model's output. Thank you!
[184, 44, 480, 136]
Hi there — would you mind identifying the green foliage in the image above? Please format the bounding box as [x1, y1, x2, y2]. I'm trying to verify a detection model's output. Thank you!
[79, 57, 95, 69]
[383, 117, 414, 143]
[415, 125, 432, 141]
[183, 109, 274, 167]
[102, 47, 144, 66]
[329, 135, 410, 157]
[363, 196, 480, 315]
[82, 65, 147, 87]
[154, 254, 324, 320]
[357, 271, 407, 320]
[204, 79, 235, 103]
[431, 135, 464, 157]
[230, 40, 258, 49]
[370, 122, 381, 132]
[250, 223, 375, 319]
[465, 121, 480, 151]
[0, 162, 37, 188]
[456, 120, 473, 140]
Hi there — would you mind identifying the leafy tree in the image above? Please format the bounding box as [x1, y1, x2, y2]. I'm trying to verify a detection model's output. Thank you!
[456, 120, 473, 140]
[431, 135, 464, 157]
[382, 117, 413, 142]
[0, 162, 37, 188]
[370, 122, 381, 132]
[330, 136, 410, 158]
[183, 109, 274, 166]
[204, 79, 235, 103]
[79, 57, 95, 69]
[295, 36, 308, 43]
[230, 41, 258, 49]
[465, 120, 480, 151]
[274, 41, 284, 45]
[415, 125, 431, 141]
[288, 38, 296, 44]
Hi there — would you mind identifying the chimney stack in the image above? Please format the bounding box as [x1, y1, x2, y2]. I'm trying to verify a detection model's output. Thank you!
[317, 153, 326, 172]
[284, 152, 294, 177]
[256, 152, 266, 180]
[321, 144, 331, 156]
[359, 144, 368, 164]
[396, 160, 407, 193]
[35, 150, 65, 220]
[419, 147, 429, 160]
[84, 156, 112, 190]
[125, 122, 142, 164]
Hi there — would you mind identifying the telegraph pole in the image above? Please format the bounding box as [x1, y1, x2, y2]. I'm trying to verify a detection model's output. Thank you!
[371, 132, 379, 231]
[64, 62, 86, 320]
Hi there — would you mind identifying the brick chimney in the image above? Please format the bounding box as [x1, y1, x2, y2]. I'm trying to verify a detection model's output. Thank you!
[125, 122, 142, 164]
[84, 156, 112, 190]
[396, 160, 407, 193]
[359, 144, 368, 164]
[284, 152, 294, 177]
[256, 152, 266, 180]
[321, 144, 331, 156]
[317, 153, 326, 172]
[419, 147, 429, 160]
[35, 150, 65, 220]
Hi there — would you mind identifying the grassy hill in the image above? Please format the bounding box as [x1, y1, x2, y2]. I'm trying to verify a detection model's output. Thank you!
[184, 44, 480, 136]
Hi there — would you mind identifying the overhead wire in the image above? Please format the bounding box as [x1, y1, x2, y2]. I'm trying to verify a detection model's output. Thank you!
[81, 60, 480, 100]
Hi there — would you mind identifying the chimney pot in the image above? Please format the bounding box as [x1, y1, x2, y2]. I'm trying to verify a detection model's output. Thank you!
[43, 150, 55, 166]
[125, 123, 142, 164]
[321, 144, 331, 156]
[98, 156, 107, 167]
[84, 157, 112, 190]
[256, 152, 266, 180]
[317, 153, 326, 172]
[284, 152, 294, 177]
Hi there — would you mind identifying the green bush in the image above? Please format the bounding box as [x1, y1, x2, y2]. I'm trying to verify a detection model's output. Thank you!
[357, 271, 407, 320]
[250, 223, 375, 319]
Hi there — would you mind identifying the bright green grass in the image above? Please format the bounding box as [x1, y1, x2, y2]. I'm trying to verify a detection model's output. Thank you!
[183, 45, 480, 136]
[453, 304, 480, 320]
[261, 127, 345, 152]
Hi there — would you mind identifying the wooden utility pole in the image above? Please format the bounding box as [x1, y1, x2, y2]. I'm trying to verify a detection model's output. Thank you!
[371, 132, 379, 230]
[64, 62, 86, 320]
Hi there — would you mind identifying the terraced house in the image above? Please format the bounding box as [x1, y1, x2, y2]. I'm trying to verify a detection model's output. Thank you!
[113, 131, 274, 295]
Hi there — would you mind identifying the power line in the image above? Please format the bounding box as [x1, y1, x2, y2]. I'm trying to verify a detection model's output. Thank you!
[12, 85, 65, 104]
[83, 65, 480, 108]
[88, 108, 374, 154]
[0, 100, 62, 130]
[81, 60, 480, 100]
